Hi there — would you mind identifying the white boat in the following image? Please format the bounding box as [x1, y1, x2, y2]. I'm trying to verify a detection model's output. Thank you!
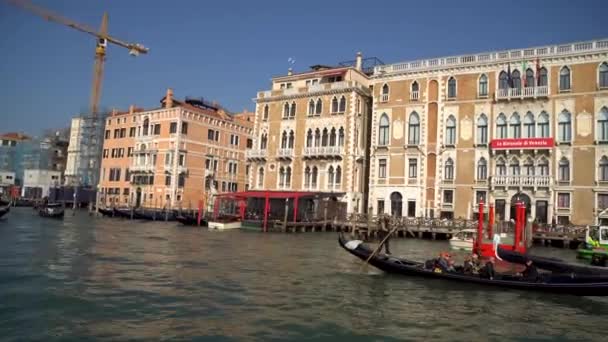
[449, 228, 476, 251]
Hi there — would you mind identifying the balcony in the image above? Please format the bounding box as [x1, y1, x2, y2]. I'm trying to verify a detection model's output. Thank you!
[277, 148, 294, 160]
[130, 164, 155, 173]
[410, 91, 419, 101]
[303, 146, 343, 159]
[246, 149, 267, 161]
[496, 86, 548, 100]
[491, 175, 552, 188]
[380, 94, 389, 103]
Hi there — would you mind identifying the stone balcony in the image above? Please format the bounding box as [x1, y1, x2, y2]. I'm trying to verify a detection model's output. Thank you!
[246, 149, 267, 161]
[277, 148, 294, 160]
[303, 146, 343, 159]
[491, 175, 552, 188]
[130, 164, 155, 173]
[495, 86, 548, 100]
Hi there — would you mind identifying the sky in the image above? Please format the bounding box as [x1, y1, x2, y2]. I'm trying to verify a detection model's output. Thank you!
[0, 0, 607, 135]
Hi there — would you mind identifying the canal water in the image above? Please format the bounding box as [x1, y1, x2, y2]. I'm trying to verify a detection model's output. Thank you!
[1, 207, 607, 341]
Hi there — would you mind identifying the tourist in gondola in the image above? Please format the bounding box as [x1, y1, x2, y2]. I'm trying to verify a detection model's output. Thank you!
[521, 259, 540, 282]
[480, 257, 496, 280]
[463, 255, 474, 274]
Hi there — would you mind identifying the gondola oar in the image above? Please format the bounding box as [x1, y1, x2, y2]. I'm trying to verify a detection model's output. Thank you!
[361, 227, 398, 270]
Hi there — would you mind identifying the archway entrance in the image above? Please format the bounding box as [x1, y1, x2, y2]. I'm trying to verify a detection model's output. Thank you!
[510, 192, 531, 221]
[390, 192, 402, 217]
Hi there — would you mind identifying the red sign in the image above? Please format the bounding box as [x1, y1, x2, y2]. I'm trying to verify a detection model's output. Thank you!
[490, 138, 554, 150]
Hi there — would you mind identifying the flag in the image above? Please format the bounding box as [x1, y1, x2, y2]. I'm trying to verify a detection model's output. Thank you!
[507, 63, 512, 88]
[535, 57, 541, 86]
[522, 61, 527, 87]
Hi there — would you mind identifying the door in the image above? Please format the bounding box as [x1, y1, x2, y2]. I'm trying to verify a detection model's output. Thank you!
[535, 200, 548, 224]
[136, 188, 142, 208]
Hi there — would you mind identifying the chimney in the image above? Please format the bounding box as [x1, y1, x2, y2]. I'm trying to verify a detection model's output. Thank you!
[129, 105, 134, 115]
[287, 68, 293, 76]
[355, 52, 363, 71]
[165, 88, 174, 108]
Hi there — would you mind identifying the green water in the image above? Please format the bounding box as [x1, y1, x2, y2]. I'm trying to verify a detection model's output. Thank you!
[1, 207, 607, 341]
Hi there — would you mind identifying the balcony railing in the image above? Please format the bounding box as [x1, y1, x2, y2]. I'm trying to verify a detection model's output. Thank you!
[277, 148, 294, 159]
[303, 146, 343, 158]
[496, 86, 548, 100]
[491, 175, 551, 187]
[246, 149, 267, 160]
[131, 164, 155, 172]
[410, 91, 419, 101]
[380, 94, 389, 102]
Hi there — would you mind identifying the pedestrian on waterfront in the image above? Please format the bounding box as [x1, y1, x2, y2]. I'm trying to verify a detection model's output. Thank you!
[378, 214, 392, 255]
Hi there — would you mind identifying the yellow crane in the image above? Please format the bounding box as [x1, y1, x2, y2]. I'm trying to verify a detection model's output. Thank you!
[6, 0, 149, 116]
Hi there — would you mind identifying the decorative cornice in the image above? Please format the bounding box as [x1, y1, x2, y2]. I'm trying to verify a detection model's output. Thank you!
[255, 87, 371, 103]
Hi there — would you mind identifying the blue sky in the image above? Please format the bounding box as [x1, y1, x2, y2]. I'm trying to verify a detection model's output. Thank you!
[0, 0, 606, 135]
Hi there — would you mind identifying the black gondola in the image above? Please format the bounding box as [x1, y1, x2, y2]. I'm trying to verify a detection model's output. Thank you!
[339, 234, 608, 296]
[0, 203, 10, 218]
[496, 247, 608, 275]
[176, 214, 207, 226]
[97, 207, 114, 217]
[38, 203, 65, 219]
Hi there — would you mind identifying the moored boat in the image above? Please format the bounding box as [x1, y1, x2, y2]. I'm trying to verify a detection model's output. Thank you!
[176, 213, 207, 226]
[38, 203, 65, 219]
[576, 226, 608, 260]
[339, 234, 608, 296]
[0, 203, 10, 218]
[449, 228, 476, 251]
[497, 247, 608, 275]
[97, 207, 114, 217]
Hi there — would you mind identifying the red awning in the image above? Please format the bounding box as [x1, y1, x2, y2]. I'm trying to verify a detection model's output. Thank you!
[214, 190, 341, 199]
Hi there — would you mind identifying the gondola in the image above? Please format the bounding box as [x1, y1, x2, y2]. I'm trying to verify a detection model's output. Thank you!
[339, 234, 608, 296]
[496, 247, 608, 275]
[97, 207, 114, 217]
[38, 203, 65, 219]
[0, 203, 10, 218]
[176, 213, 207, 226]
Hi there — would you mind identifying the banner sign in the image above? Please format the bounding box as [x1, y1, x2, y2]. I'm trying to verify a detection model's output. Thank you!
[490, 138, 554, 149]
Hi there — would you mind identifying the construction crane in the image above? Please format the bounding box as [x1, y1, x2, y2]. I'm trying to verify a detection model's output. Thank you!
[6, 0, 149, 116]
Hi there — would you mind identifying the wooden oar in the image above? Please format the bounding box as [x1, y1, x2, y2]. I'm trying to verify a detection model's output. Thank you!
[361, 227, 398, 269]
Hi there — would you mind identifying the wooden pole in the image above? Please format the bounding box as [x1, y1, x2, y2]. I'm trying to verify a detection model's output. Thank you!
[361, 227, 398, 268]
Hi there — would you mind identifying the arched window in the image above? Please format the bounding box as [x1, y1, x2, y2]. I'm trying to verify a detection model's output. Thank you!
[537, 158, 549, 176]
[478, 74, 488, 96]
[308, 99, 315, 116]
[381, 83, 389, 101]
[512, 70, 521, 89]
[558, 110, 572, 142]
[600, 62, 608, 88]
[499, 71, 509, 90]
[477, 157, 487, 180]
[306, 129, 313, 147]
[510, 112, 521, 138]
[279, 167, 285, 187]
[321, 128, 328, 146]
[445, 115, 456, 145]
[315, 99, 322, 115]
[599, 156, 608, 181]
[335, 166, 341, 186]
[496, 113, 507, 138]
[283, 102, 290, 118]
[525, 68, 535, 88]
[329, 128, 336, 146]
[524, 112, 535, 138]
[304, 166, 311, 188]
[560, 66, 571, 91]
[260, 133, 268, 149]
[390, 192, 403, 217]
[378, 114, 390, 146]
[496, 158, 507, 176]
[331, 96, 339, 113]
[285, 167, 292, 187]
[408, 112, 420, 145]
[257, 167, 264, 187]
[288, 130, 295, 148]
[598, 107, 608, 142]
[281, 131, 288, 148]
[558, 158, 570, 182]
[311, 166, 318, 188]
[263, 105, 269, 121]
[338, 96, 346, 113]
[539, 67, 548, 87]
[509, 158, 520, 176]
[338, 127, 345, 147]
[444, 158, 454, 180]
[327, 166, 335, 188]
[289, 102, 296, 117]
[538, 111, 550, 138]
[142, 118, 150, 136]
[412, 81, 419, 92]
[314, 129, 321, 147]
[524, 158, 535, 176]
[447, 77, 456, 98]
[477, 114, 488, 145]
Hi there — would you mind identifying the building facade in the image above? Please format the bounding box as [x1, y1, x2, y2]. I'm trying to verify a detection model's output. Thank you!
[99, 89, 253, 209]
[369, 38, 608, 225]
[65, 114, 106, 187]
[250, 53, 373, 214]
[22, 169, 61, 198]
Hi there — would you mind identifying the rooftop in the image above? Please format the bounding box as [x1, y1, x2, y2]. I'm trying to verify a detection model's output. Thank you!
[0, 132, 31, 141]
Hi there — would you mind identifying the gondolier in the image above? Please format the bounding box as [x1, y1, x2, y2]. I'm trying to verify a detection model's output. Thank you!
[377, 214, 392, 255]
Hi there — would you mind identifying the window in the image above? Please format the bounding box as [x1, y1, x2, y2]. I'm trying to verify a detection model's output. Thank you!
[338, 96, 346, 113]
[598, 194, 608, 210]
[499, 71, 509, 90]
[129, 127, 136, 137]
[390, 192, 402, 217]
[120, 128, 126, 138]
[512, 70, 521, 89]
[329, 128, 336, 146]
[476, 191, 487, 204]
[496, 113, 507, 139]
[557, 193, 570, 209]
[260, 133, 268, 149]
[523, 112, 535, 138]
[411, 81, 420, 99]
[510, 113, 521, 138]
[524, 158, 534, 176]
[378, 114, 390, 146]
[408, 158, 417, 178]
[304, 166, 311, 188]
[538, 112, 550, 138]
[104, 130, 110, 139]
[279, 167, 285, 187]
[377, 200, 385, 215]
[208, 129, 215, 141]
[447, 77, 456, 98]
[600, 63, 608, 88]
[289, 102, 296, 118]
[538, 158, 549, 176]
[407, 201, 416, 217]
[314, 129, 321, 147]
[378, 159, 387, 178]
[559, 66, 571, 91]
[315, 99, 322, 115]
[154, 124, 161, 135]
[281, 131, 288, 149]
[142, 118, 149, 136]
[283, 102, 289, 118]
[179, 154, 185, 166]
[525, 69, 535, 88]
[478, 74, 488, 96]
[165, 175, 171, 186]
[247, 138, 252, 148]
[214, 131, 219, 142]
[509, 158, 520, 176]
[308, 100, 315, 116]
[311, 166, 318, 188]
[477, 158, 487, 180]
[408, 112, 420, 145]
[263, 105, 269, 121]
[327, 166, 335, 188]
[306, 129, 313, 147]
[285, 167, 291, 187]
[181, 122, 188, 134]
[331, 96, 339, 113]
[599, 156, 608, 181]
[257, 167, 264, 187]
[496, 158, 507, 176]
[381, 84, 389, 101]
[598, 107, 608, 142]
[335, 166, 341, 186]
[445, 115, 456, 145]
[103, 149, 108, 158]
[558, 110, 572, 142]
[443, 190, 454, 204]
[114, 129, 119, 139]
[539, 67, 548, 87]
[288, 131, 295, 148]
[338, 127, 345, 147]
[321, 128, 328, 146]
[477, 114, 488, 145]
[178, 173, 185, 188]
[444, 158, 454, 180]
[559, 158, 570, 182]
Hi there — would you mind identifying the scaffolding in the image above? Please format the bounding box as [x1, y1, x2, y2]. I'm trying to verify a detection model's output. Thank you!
[65, 113, 107, 188]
